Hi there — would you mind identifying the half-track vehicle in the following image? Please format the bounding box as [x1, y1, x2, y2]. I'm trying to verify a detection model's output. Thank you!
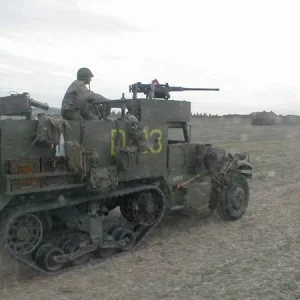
[0, 86, 253, 274]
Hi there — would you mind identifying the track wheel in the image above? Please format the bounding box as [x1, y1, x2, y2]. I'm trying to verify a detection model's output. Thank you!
[7, 213, 43, 255]
[32, 243, 52, 262]
[36, 244, 65, 272]
[59, 238, 80, 254]
[58, 238, 91, 266]
[113, 228, 136, 251]
[120, 190, 166, 227]
[111, 227, 124, 240]
[217, 174, 249, 221]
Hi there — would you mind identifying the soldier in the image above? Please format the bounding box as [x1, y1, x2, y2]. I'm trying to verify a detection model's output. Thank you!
[61, 67, 109, 120]
[125, 105, 140, 128]
[148, 79, 159, 99]
[125, 105, 149, 153]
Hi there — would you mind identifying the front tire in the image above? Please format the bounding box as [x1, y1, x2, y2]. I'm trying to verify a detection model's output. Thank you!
[217, 174, 249, 221]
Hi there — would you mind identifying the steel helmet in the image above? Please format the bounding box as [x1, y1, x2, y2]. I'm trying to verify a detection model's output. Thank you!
[77, 68, 94, 80]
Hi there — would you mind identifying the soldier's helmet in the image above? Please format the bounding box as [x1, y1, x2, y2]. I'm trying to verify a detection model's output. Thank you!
[77, 68, 94, 80]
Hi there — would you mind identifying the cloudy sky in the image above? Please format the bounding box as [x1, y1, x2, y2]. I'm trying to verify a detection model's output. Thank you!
[0, 0, 299, 115]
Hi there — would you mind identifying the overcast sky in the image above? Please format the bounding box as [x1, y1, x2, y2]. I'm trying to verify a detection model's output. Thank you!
[0, 0, 299, 115]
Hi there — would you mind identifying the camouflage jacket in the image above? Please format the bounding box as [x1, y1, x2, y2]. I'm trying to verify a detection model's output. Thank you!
[62, 80, 108, 110]
[126, 113, 140, 129]
[125, 113, 148, 152]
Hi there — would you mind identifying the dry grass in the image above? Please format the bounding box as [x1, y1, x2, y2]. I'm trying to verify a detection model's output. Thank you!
[1, 117, 300, 300]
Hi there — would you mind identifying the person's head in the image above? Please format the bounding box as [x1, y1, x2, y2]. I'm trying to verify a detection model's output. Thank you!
[77, 67, 94, 84]
[151, 79, 159, 86]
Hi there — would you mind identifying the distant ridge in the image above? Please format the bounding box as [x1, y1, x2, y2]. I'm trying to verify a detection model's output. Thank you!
[32, 106, 61, 117]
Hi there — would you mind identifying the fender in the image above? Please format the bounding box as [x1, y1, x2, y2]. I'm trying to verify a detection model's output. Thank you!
[236, 160, 253, 178]
[0, 195, 12, 212]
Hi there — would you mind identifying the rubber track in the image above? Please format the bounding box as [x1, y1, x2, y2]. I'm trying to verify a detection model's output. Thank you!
[1, 184, 167, 276]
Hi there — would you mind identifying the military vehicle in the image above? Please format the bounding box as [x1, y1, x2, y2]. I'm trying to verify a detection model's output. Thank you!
[251, 111, 281, 126]
[0, 85, 253, 274]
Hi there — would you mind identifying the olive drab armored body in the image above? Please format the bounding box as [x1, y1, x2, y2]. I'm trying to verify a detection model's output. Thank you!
[0, 86, 253, 274]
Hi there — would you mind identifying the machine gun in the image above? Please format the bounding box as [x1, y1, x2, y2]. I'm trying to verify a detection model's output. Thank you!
[86, 98, 112, 120]
[0, 92, 49, 119]
[129, 82, 219, 100]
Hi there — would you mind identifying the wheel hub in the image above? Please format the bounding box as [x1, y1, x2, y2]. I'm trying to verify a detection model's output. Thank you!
[16, 226, 29, 240]
[120, 190, 165, 227]
[133, 192, 160, 226]
[144, 198, 155, 213]
[232, 186, 245, 209]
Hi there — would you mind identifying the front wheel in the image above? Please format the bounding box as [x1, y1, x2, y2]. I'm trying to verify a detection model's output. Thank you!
[217, 174, 249, 221]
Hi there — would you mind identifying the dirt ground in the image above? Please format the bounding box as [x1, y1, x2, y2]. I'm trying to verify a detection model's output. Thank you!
[1, 117, 300, 300]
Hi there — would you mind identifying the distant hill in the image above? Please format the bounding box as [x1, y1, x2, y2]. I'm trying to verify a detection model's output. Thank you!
[32, 106, 61, 117]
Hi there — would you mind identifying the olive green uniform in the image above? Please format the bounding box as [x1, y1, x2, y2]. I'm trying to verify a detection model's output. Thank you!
[125, 112, 149, 153]
[61, 80, 108, 121]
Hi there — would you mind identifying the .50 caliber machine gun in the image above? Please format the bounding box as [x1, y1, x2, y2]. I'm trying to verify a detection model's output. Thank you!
[129, 81, 220, 100]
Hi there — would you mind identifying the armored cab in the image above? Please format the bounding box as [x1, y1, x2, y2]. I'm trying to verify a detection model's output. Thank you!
[0, 90, 253, 274]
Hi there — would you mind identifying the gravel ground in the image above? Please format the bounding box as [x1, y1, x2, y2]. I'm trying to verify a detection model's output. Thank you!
[1, 117, 300, 300]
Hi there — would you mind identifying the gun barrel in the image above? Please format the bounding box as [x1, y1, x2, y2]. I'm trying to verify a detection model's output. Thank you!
[30, 98, 49, 110]
[169, 87, 220, 91]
